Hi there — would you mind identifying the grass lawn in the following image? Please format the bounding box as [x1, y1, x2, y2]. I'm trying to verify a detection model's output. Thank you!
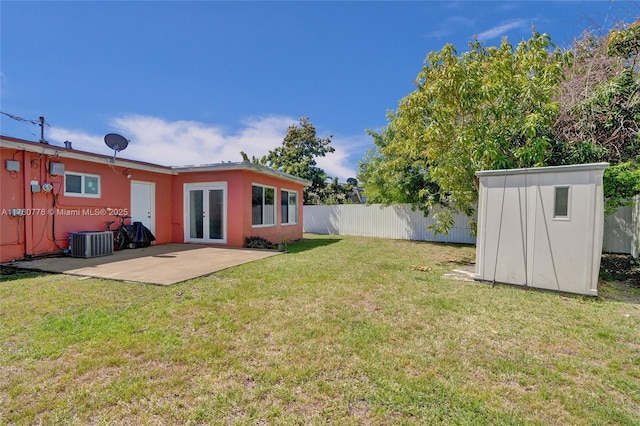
[1, 234, 639, 425]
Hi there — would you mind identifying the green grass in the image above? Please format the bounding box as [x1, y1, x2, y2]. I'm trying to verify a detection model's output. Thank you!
[1, 235, 639, 425]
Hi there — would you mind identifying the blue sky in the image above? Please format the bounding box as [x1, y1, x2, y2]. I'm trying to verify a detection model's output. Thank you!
[1, 1, 636, 180]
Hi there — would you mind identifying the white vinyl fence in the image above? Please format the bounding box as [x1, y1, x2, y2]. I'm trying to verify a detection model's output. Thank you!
[303, 204, 476, 245]
[603, 194, 640, 258]
[304, 199, 639, 257]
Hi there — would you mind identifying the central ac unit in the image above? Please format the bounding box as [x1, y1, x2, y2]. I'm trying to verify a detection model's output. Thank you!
[69, 231, 113, 258]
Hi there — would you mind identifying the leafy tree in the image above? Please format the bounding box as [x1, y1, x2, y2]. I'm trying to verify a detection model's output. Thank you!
[360, 31, 569, 233]
[323, 177, 347, 205]
[360, 21, 640, 231]
[358, 123, 441, 213]
[303, 176, 362, 205]
[241, 117, 335, 204]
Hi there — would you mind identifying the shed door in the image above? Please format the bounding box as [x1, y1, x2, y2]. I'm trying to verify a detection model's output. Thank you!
[184, 183, 226, 244]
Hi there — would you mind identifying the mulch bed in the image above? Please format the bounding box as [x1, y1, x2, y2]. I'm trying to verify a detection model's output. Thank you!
[600, 253, 640, 286]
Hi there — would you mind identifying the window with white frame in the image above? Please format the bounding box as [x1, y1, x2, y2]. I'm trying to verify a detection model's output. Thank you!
[64, 172, 101, 198]
[252, 184, 275, 226]
[281, 189, 298, 224]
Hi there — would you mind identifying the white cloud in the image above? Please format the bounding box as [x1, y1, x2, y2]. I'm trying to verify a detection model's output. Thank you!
[110, 115, 287, 166]
[424, 15, 474, 40]
[449, 16, 475, 27]
[477, 20, 527, 41]
[48, 128, 106, 153]
[317, 132, 370, 180]
[48, 114, 360, 180]
[316, 143, 355, 180]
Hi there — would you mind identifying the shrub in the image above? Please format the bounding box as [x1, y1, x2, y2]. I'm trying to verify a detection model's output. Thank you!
[244, 236, 274, 249]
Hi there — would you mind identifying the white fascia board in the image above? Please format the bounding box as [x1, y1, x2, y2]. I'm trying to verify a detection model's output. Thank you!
[172, 162, 312, 187]
[1, 137, 175, 175]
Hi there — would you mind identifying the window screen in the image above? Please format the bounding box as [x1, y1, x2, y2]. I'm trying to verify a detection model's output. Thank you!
[64, 172, 100, 198]
[281, 190, 298, 224]
[65, 174, 82, 194]
[252, 185, 275, 226]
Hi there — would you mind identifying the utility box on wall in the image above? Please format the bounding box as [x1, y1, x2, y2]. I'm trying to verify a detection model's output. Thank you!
[49, 162, 65, 176]
[474, 163, 609, 296]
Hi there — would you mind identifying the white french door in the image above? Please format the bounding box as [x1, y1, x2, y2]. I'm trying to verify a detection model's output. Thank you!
[184, 183, 227, 243]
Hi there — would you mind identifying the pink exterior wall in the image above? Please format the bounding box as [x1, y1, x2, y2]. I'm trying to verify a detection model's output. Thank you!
[122, 169, 173, 245]
[171, 169, 246, 247]
[1, 143, 173, 262]
[239, 170, 305, 245]
[1, 137, 306, 262]
[1, 148, 27, 261]
[171, 169, 305, 247]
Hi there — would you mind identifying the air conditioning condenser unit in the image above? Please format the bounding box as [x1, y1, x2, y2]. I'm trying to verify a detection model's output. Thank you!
[69, 231, 113, 258]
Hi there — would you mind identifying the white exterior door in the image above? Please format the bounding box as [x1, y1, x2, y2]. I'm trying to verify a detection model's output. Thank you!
[131, 181, 155, 233]
[184, 183, 227, 243]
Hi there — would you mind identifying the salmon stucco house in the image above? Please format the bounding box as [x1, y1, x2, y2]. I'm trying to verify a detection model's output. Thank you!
[0, 135, 308, 262]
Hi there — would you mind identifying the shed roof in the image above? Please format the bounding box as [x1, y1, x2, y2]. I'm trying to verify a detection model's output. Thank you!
[475, 162, 609, 177]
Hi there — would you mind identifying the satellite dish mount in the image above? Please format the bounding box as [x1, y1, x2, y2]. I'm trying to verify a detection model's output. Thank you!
[104, 133, 129, 162]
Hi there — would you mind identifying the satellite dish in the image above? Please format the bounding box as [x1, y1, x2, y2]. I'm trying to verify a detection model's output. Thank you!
[104, 133, 129, 162]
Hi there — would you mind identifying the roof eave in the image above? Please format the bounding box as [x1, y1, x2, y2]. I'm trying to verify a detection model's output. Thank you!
[1, 135, 175, 175]
[172, 162, 312, 186]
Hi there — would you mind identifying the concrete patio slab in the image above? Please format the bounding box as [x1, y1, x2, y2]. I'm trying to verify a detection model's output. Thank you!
[5, 244, 280, 285]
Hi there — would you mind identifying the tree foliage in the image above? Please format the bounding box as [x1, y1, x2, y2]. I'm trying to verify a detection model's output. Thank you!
[316, 176, 360, 205]
[358, 124, 441, 213]
[360, 21, 640, 231]
[359, 31, 569, 232]
[553, 20, 640, 213]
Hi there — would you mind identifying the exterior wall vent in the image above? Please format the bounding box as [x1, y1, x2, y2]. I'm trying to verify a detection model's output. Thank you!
[69, 231, 113, 258]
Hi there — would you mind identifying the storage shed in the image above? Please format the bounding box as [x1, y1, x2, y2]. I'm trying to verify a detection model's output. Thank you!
[474, 163, 609, 296]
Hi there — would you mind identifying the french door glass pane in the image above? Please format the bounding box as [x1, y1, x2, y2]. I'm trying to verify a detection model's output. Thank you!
[189, 190, 204, 238]
[209, 189, 224, 240]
